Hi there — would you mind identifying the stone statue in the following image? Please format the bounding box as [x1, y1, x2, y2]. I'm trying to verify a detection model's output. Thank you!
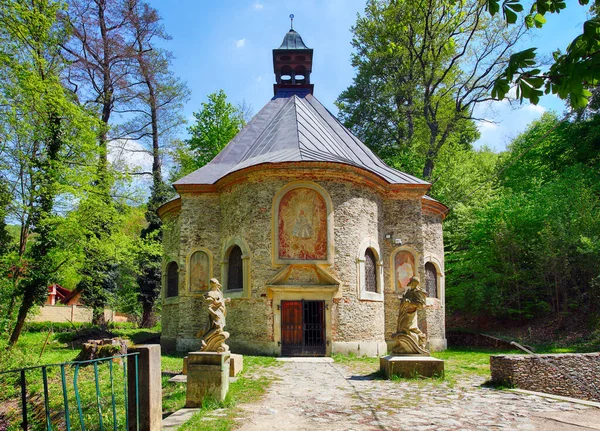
[197, 278, 231, 353]
[391, 276, 429, 355]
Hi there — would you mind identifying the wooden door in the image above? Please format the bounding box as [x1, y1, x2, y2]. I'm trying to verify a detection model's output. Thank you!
[280, 300, 326, 356]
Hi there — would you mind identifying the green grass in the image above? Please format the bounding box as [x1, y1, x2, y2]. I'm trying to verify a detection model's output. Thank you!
[0, 328, 184, 430]
[333, 348, 523, 386]
[176, 355, 278, 431]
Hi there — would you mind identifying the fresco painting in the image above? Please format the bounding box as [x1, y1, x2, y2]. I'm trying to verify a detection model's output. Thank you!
[190, 250, 210, 291]
[395, 251, 415, 292]
[278, 188, 327, 260]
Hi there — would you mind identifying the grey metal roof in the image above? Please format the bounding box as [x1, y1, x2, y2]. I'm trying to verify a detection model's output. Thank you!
[174, 89, 430, 187]
[277, 29, 310, 50]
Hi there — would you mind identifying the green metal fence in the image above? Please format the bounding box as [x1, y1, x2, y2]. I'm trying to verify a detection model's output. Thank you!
[0, 353, 139, 431]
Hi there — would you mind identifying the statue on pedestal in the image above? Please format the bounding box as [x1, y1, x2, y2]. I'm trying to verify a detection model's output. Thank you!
[197, 278, 230, 353]
[391, 276, 429, 355]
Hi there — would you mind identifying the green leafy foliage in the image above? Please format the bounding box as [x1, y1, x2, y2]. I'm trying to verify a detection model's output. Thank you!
[337, 0, 522, 179]
[446, 112, 600, 319]
[487, 0, 600, 108]
[172, 90, 245, 180]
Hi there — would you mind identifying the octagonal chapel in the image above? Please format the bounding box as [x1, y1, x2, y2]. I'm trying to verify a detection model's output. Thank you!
[158, 27, 448, 356]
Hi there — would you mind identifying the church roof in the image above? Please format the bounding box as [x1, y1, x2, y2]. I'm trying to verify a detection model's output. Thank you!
[277, 29, 310, 50]
[174, 89, 430, 187]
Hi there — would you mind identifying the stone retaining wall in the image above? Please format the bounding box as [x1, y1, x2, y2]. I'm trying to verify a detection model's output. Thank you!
[490, 353, 600, 401]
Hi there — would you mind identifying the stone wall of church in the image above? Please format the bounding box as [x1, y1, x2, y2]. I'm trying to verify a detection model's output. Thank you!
[382, 197, 424, 341]
[326, 181, 386, 355]
[160, 172, 446, 355]
[381, 198, 447, 352]
[160, 211, 181, 351]
[422, 211, 447, 350]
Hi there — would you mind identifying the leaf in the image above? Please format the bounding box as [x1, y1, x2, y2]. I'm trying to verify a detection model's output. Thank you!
[492, 77, 510, 100]
[583, 19, 600, 38]
[569, 88, 591, 109]
[487, 0, 501, 15]
[503, 0, 524, 24]
[533, 13, 546, 28]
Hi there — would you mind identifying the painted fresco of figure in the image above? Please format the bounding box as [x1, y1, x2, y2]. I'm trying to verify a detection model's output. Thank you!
[278, 187, 327, 260]
[292, 209, 313, 238]
[395, 251, 415, 293]
[190, 251, 209, 291]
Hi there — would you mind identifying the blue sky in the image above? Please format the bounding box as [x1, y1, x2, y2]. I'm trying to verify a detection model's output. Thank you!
[147, 0, 591, 152]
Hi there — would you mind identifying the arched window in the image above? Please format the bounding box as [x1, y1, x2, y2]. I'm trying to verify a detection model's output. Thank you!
[425, 262, 438, 298]
[365, 248, 377, 293]
[227, 246, 243, 291]
[166, 262, 179, 298]
[357, 239, 383, 301]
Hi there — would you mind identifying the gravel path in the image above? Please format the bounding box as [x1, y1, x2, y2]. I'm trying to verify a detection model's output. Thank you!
[236, 358, 600, 431]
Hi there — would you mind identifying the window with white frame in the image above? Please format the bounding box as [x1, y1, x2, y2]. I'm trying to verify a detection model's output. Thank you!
[357, 240, 383, 301]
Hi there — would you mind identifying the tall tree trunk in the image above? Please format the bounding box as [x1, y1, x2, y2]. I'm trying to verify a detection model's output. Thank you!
[9, 296, 33, 346]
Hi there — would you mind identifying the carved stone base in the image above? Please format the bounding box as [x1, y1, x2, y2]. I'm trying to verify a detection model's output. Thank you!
[199, 330, 230, 353]
[391, 332, 429, 355]
[229, 354, 243, 377]
[380, 355, 445, 379]
[186, 351, 230, 407]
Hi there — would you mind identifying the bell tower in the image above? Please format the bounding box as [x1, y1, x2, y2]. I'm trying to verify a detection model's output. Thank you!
[273, 15, 314, 95]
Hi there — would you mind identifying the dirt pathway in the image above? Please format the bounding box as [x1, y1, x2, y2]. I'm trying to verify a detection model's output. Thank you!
[236, 358, 600, 431]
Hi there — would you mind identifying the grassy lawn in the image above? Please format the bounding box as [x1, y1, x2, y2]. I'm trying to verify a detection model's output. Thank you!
[334, 347, 522, 385]
[0, 328, 279, 431]
[1, 327, 582, 430]
[174, 356, 278, 431]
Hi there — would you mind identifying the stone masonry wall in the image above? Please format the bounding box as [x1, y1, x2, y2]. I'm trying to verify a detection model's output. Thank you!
[422, 212, 446, 350]
[327, 182, 384, 343]
[161, 169, 446, 354]
[382, 197, 424, 341]
[490, 353, 600, 401]
[160, 211, 181, 350]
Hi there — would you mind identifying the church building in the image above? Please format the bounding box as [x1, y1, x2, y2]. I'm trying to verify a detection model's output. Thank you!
[158, 25, 448, 356]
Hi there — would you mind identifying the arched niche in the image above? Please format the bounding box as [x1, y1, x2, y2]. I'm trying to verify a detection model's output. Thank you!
[389, 246, 420, 293]
[186, 248, 213, 293]
[272, 181, 334, 266]
[220, 236, 251, 298]
[424, 255, 445, 304]
[356, 238, 383, 301]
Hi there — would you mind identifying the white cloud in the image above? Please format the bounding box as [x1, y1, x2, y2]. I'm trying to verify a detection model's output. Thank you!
[253, 3, 263, 10]
[474, 99, 548, 151]
[236, 38, 246, 48]
[107, 138, 154, 202]
[255, 75, 263, 83]
[524, 104, 546, 114]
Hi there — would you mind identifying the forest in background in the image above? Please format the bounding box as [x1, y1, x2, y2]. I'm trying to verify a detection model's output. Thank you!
[0, 0, 599, 348]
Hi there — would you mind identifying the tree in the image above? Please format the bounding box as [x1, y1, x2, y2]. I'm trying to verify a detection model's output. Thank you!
[0, 0, 98, 344]
[337, 0, 526, 179]
[172, 90, 245, 180]
[61, 0, 140, 323]
[123, 1, 188, 327]
[61, 0, 139, 192]
[446, 112, 600, 319]
[487, 0, 600, 108]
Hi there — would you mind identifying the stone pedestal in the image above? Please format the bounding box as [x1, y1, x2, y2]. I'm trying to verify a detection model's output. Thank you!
[186, 352, 230, 407]
[230, 354, 243, 377]
[380, 355, 444, 379]
[182, 356, 188, 375]
[127, 345, 162, 431]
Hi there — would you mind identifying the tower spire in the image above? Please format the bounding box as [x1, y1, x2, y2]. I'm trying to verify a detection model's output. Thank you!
[272, 18, 314, 95]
